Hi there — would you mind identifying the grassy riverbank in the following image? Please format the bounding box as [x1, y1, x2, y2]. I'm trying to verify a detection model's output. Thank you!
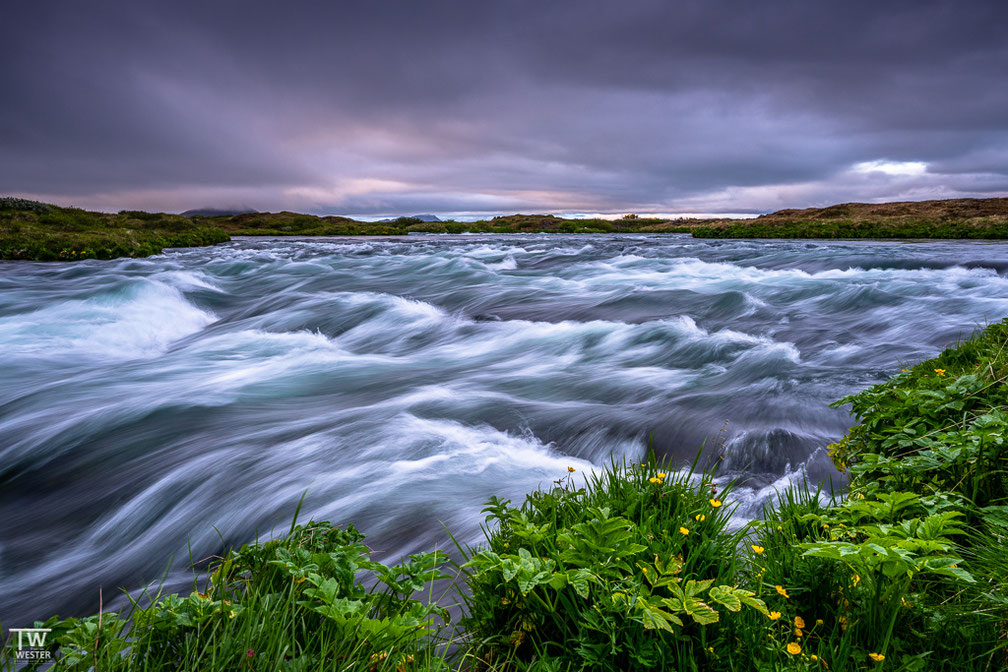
[692, 198, 1008, 239]
[0, 198, 230, 261]
[5, 196, 1008, 261]
[6, 321, 1006, 670]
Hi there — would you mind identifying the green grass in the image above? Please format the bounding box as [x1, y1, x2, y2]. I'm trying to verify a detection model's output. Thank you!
[3, 520, 456, 671]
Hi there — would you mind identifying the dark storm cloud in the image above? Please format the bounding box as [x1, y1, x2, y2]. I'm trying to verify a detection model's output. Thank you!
[2, 0, 1006, 214]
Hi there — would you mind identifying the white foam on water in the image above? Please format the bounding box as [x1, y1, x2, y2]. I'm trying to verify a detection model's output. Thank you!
[0, 279, 216, 360]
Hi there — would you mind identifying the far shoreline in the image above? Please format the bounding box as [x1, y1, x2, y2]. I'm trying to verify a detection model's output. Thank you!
[4, 195, 1008, 262]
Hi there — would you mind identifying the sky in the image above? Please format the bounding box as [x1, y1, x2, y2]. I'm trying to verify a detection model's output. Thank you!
[2, 1, 1007, 218]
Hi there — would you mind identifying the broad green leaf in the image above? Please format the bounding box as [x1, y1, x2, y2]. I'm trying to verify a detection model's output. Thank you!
[708, 585, 741, 611]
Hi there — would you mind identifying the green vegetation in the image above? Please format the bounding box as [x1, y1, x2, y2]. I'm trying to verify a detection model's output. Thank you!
[8, 320, 1007, 670]
[6, 521, 454, 671]
[459, 464, 765, 670]
[0, 198, 229, 261]
[693, 198, 1008, 239]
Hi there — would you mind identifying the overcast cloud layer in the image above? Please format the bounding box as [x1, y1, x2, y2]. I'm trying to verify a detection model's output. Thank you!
[2, 0, 1007, 217]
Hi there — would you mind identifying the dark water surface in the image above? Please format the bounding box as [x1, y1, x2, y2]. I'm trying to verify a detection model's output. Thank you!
[3, 234, 1008, 626]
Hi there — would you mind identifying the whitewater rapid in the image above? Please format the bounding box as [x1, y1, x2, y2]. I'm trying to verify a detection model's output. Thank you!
[2, 234, 1008, 626]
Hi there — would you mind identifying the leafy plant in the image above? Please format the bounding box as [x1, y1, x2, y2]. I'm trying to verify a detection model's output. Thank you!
[5, 521, 454, 671]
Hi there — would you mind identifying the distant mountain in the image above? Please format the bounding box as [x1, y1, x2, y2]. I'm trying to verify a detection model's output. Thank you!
[377, 214, 442, 223]
[182, 207, 258, 217]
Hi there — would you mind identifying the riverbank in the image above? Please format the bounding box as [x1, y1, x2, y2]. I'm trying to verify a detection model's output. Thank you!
[0, 198, 229, 261]
[692, 197, 1008, 239]
[9, 320, 1006, 670]
[6, 196, 1008, 262]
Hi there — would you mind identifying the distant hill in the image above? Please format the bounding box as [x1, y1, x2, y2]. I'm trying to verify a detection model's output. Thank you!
[759, 197, 1008, 221]
[692, 197, 1008, 239]
[182, 207, 258, 217]
[376, 214, 442, 223]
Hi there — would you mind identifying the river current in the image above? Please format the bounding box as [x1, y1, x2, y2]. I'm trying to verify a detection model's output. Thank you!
[3, 234, 1008, 626]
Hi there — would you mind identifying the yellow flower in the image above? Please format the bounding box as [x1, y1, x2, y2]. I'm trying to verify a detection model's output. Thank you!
[751, 545, 765, 554]
[811, 654, 818, 661]
[679, 526, 690, 535]
[795, 628, 803, 638]
[852, 574, 860, 587]
[648, 477, 661, 484]
[816, 618, 824, 625]
[769, 611, 781, 620]
[567, 466, 575, 472]
[869, 652, 885, 662]
[794, 616, 805, 629]
[710, 498, 722, 508]
[934, 368, 946, 376]
[786, 642, 801, 655]
[695, 513, 706, 521]
[656, 471, 666, 479]
[776, 585, 789, 598]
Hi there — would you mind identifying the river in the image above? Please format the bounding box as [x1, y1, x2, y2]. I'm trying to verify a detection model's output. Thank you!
[2, 234, 1008, 626]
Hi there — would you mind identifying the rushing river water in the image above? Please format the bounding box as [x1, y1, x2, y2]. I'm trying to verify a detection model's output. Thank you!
[3, 234, 1008, 627]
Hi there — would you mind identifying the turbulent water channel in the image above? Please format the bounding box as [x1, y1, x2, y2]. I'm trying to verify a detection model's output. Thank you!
[3, 234, 1008, 627]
